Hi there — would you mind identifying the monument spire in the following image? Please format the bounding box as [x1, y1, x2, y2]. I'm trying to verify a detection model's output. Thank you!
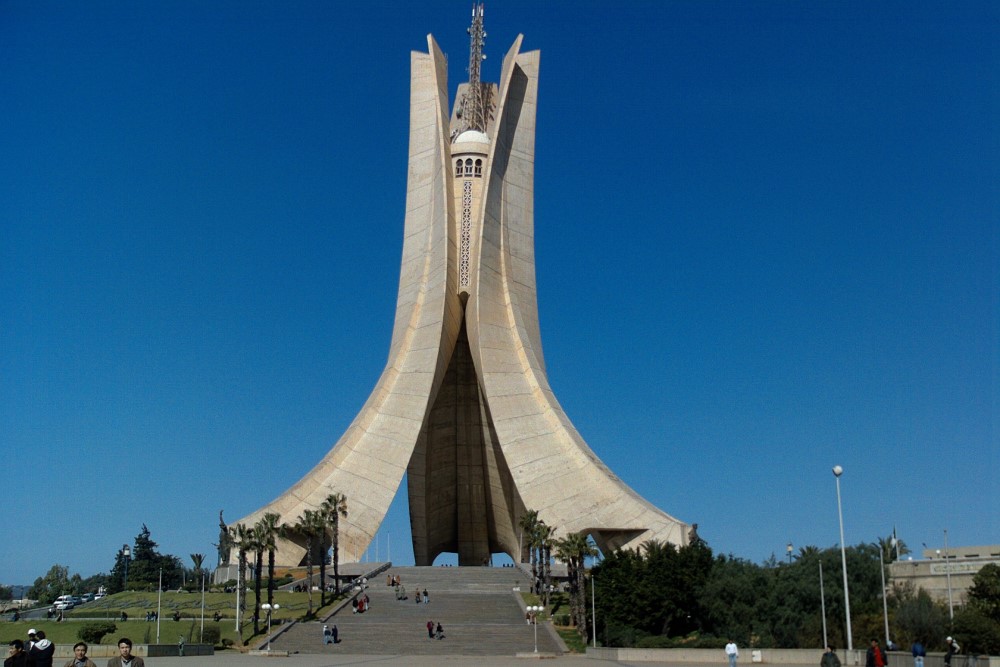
[462, 3, 488, 133]
[230, 10, 689, 568]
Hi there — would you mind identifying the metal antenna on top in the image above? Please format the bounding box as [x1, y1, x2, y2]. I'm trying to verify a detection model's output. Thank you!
[463, 3, 487, 133]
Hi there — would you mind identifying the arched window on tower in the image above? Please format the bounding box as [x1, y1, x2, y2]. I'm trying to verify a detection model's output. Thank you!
[464, 158, 473, 176]
[474, 159, 482, 177]
[455, 159, 463, 178]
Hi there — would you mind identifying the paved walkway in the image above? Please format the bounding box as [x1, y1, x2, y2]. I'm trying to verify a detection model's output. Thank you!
[147, 654, 783, 666]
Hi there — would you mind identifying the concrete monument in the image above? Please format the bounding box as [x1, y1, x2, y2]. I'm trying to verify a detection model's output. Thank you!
[232, 5, 688, 566]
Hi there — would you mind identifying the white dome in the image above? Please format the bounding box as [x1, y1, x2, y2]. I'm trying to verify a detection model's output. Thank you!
[454, 130, 490, 144]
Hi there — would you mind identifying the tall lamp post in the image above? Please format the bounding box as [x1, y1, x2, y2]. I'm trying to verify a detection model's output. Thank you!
[943, 529, 954, 621]
[122, 545, 131, 592]
[787, 542, 794, 565]
[261, 603, 280, 650]
[819, 560, 828, 649]
[527, 605, 543, 653]
[833, 465, 853, 652]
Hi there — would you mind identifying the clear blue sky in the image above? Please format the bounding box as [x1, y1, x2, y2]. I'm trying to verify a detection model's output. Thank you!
[2, 1, 996, 585]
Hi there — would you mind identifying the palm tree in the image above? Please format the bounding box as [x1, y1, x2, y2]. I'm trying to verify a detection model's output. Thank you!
[876, 534, 910, 562]
[190, 553, 205, 587]
[518, 510, 540, 592]
[538, 522, 555, 606]
[555, 531, 597, 640]
[291, 509, 324, 616]
[321, 493, 348, 595]
[256, 512, 282, 609]
[250, 522, 265, 635]
[797, 545, 822, 560]
[228, 523, 251, 644]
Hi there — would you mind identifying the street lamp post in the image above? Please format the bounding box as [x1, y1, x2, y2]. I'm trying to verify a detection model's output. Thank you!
[261, 603, 280, 650]
[819, 560, 828, 649]
[527, 605, 543, 653]
[833, 465, 853, 652]
[122, 544, 131, 592]
[787, 542, 794, 565]
[943, 529, 954, 620]
[591, 572, 597, 648]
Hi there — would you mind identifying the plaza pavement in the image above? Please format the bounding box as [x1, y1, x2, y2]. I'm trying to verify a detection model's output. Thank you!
[146, 653, 812, 667]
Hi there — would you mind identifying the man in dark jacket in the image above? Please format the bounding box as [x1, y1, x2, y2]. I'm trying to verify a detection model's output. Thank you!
[5, 640, 28, 667]
[27, 630, 54, 667]
[866, 639, 887, 667]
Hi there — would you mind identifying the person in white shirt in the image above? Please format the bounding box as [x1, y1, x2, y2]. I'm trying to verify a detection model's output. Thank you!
[726, 640, 739, 667]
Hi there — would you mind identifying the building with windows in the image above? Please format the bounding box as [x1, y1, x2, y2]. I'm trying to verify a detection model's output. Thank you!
[888, 545, 1000, 606]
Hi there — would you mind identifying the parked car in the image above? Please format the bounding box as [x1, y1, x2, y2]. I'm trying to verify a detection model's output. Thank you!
[53, 595, 75, 610]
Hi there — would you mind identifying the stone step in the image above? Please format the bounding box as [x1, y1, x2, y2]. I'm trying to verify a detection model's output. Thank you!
[268, 566, 561, 655]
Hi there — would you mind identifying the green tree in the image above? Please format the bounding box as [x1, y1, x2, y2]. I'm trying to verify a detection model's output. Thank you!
[0, 585, 13, 600]
[250, 522, 265, 635]
[320, 493, 348, 595]
[255, 512, 282, 609]
[28, 564, 71, 604]
[291, 509, 324, 616]
[894, 587, 945, 647]
[554, 531, 597, 640]
[110, 525, 184, 591]
[518, 510, 541, 593]
[952, 606, 1000, 655]
[190, 553, 205, 588]
[228, 522, 251, 644]
[967, 563, 1000, 623]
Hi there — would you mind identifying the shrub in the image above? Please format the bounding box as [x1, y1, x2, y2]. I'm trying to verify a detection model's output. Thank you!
[221, 638, 234, 648]
[201, 626, 221, 646]
[78, 622, 117, 644]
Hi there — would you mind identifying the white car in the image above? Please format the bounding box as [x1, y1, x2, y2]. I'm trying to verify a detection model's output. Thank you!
[52, 595, 75, 610]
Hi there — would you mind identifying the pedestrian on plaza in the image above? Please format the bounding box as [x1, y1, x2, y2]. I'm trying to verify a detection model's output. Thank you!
[323, 625, 333, 645]
[25, 632, 37, 653]
[63, 642, 97, 667]
[415, 590, 421, 604]
[435, 622, 444, 640]
[944, 637, 961, 667]
[422, 588, 429, 603]
[5, 640, 27, 667]
[822, 645, 842, 667]
[426, 620, 434, 639]
[725, 639, 739, 667]
[866, 639, 887, 667]
[912, 640, 926, 667]
[106, 637, 145, 667]
[331, 625, 338, 644]
[27, 630, 54, 667]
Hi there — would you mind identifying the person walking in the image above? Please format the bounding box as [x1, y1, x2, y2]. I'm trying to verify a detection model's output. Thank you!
[435, 622, 444, 640]
[323, 626, 333, 645]
[423, 588, 429, 603]
[912, 640, 927, 667]
[725, 640, 739, 667]
[426, 620, 434, 639]
[822, 645, 842, 667]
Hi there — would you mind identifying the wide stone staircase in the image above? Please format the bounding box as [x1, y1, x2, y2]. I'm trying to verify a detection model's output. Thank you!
[268, 566, 562, 656]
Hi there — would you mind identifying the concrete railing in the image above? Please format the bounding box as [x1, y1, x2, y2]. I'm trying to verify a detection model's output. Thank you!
[51, 644, 214, 659]
[586, 648, 1000, 667]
